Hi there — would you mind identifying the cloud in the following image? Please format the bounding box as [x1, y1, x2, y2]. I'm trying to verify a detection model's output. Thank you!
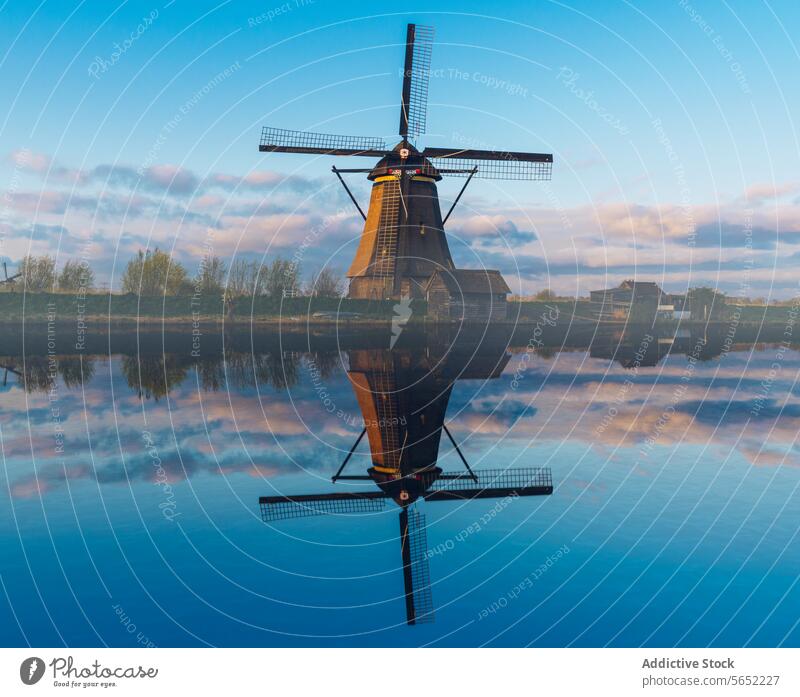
[90, 163, 200, 195]
[455, 215, 537, 244]
[9, 149, 50, 173]
[6, 150, 319, 198]
[692, 223, 800, 249]
[206, 171, 318, 194]
[743, 181, 800, 205]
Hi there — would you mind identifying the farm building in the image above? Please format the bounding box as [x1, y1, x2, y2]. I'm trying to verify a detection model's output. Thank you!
[589, 280, 725, 322]
[425, 269, 510, 322]
[589, 280, 681, 321]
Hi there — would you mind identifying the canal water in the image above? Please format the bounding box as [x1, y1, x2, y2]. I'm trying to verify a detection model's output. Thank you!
[1, 325, 798, 646]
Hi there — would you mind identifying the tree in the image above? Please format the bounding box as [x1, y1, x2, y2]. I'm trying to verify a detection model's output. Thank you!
[58, 259, 95, 292]
[18, 255, 56, 291]
[263, 258, 300, 297]
[534, 289, 556, 301]
[121, 249, 189, 296]
[194, 254, 226, 294]
[226, 259, 263, 297]
[308, 267, 344, 298]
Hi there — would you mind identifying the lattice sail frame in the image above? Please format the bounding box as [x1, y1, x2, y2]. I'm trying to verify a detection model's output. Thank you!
[432, 467, 553, 491]
[403, 24, 435, 138]
[260, 127, 386, 153]
[259, 494, 386, 521]
[431, 157, 553, 181]
[407, 509, 434, 623]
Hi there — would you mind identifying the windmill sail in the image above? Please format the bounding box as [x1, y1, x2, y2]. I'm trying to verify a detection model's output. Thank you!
[400, 508, 434, 624]
[259, 491, 387, 521]
[423, 147, 553, 180]
[399, 24, 435, 139]
[259, 127, 387, 156]
[424, 467, 553, 500]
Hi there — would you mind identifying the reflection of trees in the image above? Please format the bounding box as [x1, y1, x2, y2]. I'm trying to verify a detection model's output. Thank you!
[60, 357, 95, 387]
[254, 352, 299, 390]
[122, 355, 190, 400]
[196, 359, 224, 392]
[308, 351, 339, 381]
[20, 357, 52, 392]
[5, 350, 307, 397]
[223, 352, 300, 391]
[0, 356, 95, 392]
[222, 352, 253, 390]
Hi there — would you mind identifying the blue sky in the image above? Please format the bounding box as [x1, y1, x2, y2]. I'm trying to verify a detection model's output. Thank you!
[1, 0, 800, 296]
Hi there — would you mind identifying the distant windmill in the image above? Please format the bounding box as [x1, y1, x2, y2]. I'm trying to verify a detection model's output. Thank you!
[0, 262, 21, 287]
[0, 362, 21, 388]
[259, 346, 554, 625]
[258, 23, 553, 300]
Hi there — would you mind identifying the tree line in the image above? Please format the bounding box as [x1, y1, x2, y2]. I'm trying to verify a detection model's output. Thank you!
[4, 250, 344, 297]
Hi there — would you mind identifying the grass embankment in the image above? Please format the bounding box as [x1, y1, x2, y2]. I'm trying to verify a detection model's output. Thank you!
[1, 292, 794, 326]
[513, 299, 798, 326]
[0, 292, 407, 323]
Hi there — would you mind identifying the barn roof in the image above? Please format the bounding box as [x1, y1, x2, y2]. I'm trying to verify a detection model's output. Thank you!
[619, 279, 662, 292]
[591, 279, 664, 295]
[426, 268, 511, 295]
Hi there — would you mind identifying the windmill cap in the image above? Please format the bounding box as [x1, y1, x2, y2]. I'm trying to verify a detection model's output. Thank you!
[368, 141, 442, 181]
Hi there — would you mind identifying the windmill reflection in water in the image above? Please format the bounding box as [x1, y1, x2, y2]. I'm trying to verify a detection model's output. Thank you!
[259, 343, 554, 625]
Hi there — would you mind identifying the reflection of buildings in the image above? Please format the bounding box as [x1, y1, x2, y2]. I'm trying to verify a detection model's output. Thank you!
[259, 342, 553, 626]
[590, 325, 729, 368]
[589, 280, 727, 322]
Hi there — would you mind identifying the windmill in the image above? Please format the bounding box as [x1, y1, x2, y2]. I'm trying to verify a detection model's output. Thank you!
[259, 345, 554, 625]
[0, 263, 21, 287]
[258, 23, 553, 300]
[0, 361, 21, 388]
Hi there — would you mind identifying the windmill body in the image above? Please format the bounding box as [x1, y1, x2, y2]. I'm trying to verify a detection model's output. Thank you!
[347, 347, 456, 499]
[259, 23, 552, 301]
[347, 144, 455, 299]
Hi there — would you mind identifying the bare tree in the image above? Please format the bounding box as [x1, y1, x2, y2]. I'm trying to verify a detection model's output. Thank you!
[226, 259, 263, 297]
[308, 267, 344, 298]
[194, 254, 226, 294]
[263, 258, 301, 297]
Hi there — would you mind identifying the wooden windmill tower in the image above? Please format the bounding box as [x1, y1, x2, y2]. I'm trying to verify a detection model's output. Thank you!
[259, 23, 553, 300]
[259, 344, 553, 625]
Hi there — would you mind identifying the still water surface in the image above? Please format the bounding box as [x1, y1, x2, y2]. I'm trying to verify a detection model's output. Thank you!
[1, 326, 798, 646]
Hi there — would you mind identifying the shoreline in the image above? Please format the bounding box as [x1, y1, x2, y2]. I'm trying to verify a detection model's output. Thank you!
[0, 315, 790, 327]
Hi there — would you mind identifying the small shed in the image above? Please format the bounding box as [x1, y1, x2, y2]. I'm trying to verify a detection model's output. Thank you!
[424, 268, 510, 322]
